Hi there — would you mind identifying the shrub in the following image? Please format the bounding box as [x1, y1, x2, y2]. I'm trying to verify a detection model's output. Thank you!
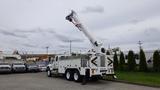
[119, 51, 125, 71]
[127, 50, 136, 71]
[113, 52, 119, 71]
[153, 50, 160, 72]
[139, 49, 148, 71]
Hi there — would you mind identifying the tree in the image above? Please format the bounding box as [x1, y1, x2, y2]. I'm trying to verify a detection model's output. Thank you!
[139, 49, 148, 71]
[119, 51, 125, 71]
[153, 50, 160, 72]
[113, 52, 119, 71]
[127, 50, 136, 71]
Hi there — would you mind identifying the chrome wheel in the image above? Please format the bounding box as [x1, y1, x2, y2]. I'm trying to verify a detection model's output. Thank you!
[66, 71, 70, 80]
[74, 72, 78, 81]
[47, 70, 51, 77]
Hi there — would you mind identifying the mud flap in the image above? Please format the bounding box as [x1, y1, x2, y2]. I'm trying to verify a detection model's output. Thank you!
[81, 69, 90, 85]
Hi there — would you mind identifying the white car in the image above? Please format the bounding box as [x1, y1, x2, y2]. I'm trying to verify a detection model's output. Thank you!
[12, 63, 26, 72]
[26, 63, 40, 72]
[38, 64, 47, 72]
[0, 63, 12, 73]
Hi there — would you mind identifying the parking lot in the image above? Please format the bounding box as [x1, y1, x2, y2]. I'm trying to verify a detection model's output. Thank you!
[0, 72, 159, 90]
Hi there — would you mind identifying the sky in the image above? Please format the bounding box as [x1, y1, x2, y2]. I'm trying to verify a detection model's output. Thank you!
[0, 0, 160, 54]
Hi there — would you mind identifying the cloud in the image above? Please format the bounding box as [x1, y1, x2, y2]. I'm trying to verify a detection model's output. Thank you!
[53, 31, 84, 43]
[129, 19, 144, 24]
[0, 29, 27, 38]
[0, 0, 160, 53]
[108, 27, 160, 46]
[81, 6, 104, 14]
[14, 28, 55, 34]
[58, 44, 88, 50]
[21, 43, 37, 48]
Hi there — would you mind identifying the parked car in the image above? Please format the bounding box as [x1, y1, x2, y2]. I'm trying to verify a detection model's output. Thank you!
[12, 63, 26, 72]
[36, 62, 47, 72]
[0, 62, 12, 73]
[26, 63, 39, 72]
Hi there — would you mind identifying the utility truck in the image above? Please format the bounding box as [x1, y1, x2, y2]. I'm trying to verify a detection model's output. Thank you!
[47, 10, 116, 83]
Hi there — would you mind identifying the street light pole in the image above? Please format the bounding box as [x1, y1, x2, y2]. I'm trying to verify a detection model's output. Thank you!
[69, 40, 72, 55]
[46, 46, 49, 54]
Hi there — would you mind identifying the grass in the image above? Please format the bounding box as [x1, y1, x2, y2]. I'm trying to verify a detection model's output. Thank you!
[114, 71, 160, 87]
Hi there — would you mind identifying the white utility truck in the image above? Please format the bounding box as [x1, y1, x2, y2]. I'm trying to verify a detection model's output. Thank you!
[47, 10, 116, 83]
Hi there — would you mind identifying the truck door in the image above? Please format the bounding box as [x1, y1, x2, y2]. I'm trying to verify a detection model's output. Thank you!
[53, 56, 59, 69]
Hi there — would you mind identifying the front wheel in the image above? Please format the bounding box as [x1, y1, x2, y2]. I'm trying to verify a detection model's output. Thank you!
[47, 69, 52, 77]
[73, 70, 81, 82]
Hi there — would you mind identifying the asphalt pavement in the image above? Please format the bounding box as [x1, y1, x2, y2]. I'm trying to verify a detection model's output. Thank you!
[0, 72, 159, 90]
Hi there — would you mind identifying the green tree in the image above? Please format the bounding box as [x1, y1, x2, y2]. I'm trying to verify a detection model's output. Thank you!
[119, 51, 125, 71]
[153, 50, 160, 72]
[113, 52, 119, 71]
[128, 50, 136, 71]
[139, 49, 148, 71]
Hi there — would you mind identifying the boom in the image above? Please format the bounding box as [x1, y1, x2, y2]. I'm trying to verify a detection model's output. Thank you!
[66, 10, 105, 54]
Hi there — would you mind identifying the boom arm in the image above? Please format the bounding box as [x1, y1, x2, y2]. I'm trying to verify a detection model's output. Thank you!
[66, 10, 105, 54]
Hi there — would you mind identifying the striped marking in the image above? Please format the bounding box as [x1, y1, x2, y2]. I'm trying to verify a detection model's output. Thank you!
[91, 57, 97, 66]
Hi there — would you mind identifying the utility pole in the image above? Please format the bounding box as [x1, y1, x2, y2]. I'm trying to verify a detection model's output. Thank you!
[138, 41, 143, 50]
[69, 40, 72, 55]
[46, 46, 49, 54]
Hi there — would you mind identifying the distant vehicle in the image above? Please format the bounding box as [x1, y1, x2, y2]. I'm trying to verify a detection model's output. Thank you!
[12, 63, 26, 72]
[0, 63, 12, 73]
[26, 63, 39, 72]
[36, 62, 47, 72]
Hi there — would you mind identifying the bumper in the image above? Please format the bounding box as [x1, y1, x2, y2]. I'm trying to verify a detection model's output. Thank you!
[39, 67, 47, 72]
[90, 68, 115, 77]
[0, 69, 12, 73]
[28, 68, 39, 72]
[13, 67, 26, 72]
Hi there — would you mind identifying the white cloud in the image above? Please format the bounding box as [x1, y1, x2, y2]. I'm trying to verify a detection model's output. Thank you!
[81, 6, 104, 14]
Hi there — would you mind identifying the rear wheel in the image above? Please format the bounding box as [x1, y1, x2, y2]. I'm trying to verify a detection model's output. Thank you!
[65, 70, 73, 81]
[73, 70, 81, 82]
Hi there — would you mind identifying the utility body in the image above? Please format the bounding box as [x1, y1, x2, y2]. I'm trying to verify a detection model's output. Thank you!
[47, 10, 116, 82]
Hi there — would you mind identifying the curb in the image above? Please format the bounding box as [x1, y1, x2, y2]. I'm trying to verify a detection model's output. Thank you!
[103, 79, 160, 88]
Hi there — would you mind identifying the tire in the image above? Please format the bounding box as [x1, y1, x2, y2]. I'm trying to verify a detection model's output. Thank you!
[47, 69, 52, 77]
[73, 70, 81, 82]
[65, 70, 73, 81]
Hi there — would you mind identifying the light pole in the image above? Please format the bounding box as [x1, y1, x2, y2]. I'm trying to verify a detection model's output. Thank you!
[69, 40, 72, 54]
[46, 46, 49, 54]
